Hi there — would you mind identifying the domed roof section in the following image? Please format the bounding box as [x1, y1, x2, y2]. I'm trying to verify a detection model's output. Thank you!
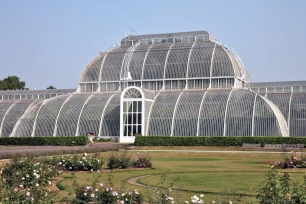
[79, 31, 251, 83]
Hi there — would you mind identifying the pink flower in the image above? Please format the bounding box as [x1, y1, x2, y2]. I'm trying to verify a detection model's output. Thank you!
[14, 187, 18, 192]
[26, 191, 30, 197]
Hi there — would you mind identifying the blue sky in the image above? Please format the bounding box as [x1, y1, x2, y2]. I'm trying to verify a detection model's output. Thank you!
[0, 0, 305, 89]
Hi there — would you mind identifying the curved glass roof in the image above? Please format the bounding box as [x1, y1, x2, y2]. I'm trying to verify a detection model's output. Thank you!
[79, 31, 250, 86]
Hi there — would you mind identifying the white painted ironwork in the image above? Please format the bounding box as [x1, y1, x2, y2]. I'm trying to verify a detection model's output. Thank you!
[170, 90, 184, 136]
[31, 99, 48, 136]
[121, 42, 140, 89]
[185, 42, 196, 89]
[98, 93, 115, 136]
[145, 92, 161, 136]
[196, 90, 208, 136]
[287, 93, 293, 134]
[53, 94, 74, 136]
[162, 44, 175, 90]
[223, 89, 234, 136]
[0, 101, 17, 136]
[140, 45, 153, 87]
[209, 44, 217, 88]
[251, 95, 258, 136]
[75, 94, 95, 136]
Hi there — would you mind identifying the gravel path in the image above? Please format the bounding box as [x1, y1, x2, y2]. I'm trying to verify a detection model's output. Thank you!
[0, 143, 133, 159]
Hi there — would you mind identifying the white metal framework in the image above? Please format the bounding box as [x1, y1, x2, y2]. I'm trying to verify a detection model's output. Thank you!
[1, 30, 306, 139]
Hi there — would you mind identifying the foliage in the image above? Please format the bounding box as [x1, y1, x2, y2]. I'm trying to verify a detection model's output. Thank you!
[0, 136, 89, 146]
[0, 156, 58, 203]
[271, 152, 306, 169]
[107, 151, 131, 169]
[57, 152, 104, 171]
[132, 151, 152, 168]
[256, 170, 306, 204]
[135, 136, 306, 147]
[0, 75, 27, 90]
[93, 137, 111, 143]
[46, 85, 56, 89]
[72, 182, 143, 204]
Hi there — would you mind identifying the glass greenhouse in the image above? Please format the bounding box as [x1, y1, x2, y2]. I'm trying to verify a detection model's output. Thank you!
[0, 30, 305, 142]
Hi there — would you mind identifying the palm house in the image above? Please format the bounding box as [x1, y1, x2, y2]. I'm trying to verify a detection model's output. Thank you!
[0, 30, 306, 143]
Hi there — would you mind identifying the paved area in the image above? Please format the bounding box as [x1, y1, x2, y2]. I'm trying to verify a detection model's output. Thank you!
[0, 143, 132, 159]
[126, 149, 302, 154]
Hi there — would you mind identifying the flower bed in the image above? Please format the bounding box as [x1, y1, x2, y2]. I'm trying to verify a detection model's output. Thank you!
[270, 152, 306, 169]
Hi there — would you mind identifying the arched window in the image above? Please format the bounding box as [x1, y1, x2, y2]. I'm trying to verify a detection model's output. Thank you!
[121, 88, 143, 139]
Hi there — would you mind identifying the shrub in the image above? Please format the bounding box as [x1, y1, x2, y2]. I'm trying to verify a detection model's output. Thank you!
[93, 137, 111, 143]
[0, 156, 58, 203]
[132, 151, 152, 168]
[271, 152, 306, 169]
[256, 170, 306, 203]
[57, 152, 104, 171]
[72, 182, 143, 204]
[107, 151, 131, 169]
[135, 136, 306, 147]
[0, 136, 89, 146]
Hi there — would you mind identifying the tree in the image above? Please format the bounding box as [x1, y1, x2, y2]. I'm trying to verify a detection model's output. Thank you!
[46, 85, 56, 89]
[0, 76, 27, 90]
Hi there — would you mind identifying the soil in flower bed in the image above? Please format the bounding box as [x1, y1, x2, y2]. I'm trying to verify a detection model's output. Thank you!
[0, 143, 132, 160]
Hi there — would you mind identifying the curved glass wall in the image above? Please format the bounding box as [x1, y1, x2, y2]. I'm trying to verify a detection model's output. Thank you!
[172, 90, 204, 136]
[12, 102, 44, 137]
[0, 100, 36, 137]
[33, 95, 70, 136]
[78, 93, 114, 136]
[198, 90, 230, 136]
[56, 94, 91, 136]
[147, 91, 181, 136]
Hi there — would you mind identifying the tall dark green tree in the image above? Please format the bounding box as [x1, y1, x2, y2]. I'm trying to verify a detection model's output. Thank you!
[46, 85, 56, 89]
[0, 76, 27, 90]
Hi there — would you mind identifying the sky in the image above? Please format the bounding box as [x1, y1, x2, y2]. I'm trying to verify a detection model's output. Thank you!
[0, 0, 305, 90]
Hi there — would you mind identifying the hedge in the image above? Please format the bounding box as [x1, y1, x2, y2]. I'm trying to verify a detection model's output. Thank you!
[0, 136, 89, 146]
[134, 136, 306, 146]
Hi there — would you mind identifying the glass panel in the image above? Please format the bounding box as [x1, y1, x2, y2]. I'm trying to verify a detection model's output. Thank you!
[133, 114, 137, 125]
[140, 39, 146, 45]
[148, 39, 153, 44]
[182, 37, 188, 42]
[138, 102, 142, 112]
[284, 87, 292, 92]
[15, 95, 20, 100]
[167, 38, 173, 43]
[9, 95, 14, 100]
[133, 125, 137, 135]
[189, 36, 195, 42]
[128, 113, 132, 124]
[137, 126, 141, 135]
[153, 39, 160, 44]
[138, 113, 141, 124]
[276, 87, 283, 93]
[27, 95, 32, 99]
[133, 101, 137, 112]
[293, 86, 300, 92]
[175, 38, 181, 43]
[125, 41, 132, 46]
[196, 36, 204, 42]
[161, 38, 166, 43]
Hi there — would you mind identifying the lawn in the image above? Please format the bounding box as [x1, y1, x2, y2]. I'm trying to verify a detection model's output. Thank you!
[55, 147, 306, 203]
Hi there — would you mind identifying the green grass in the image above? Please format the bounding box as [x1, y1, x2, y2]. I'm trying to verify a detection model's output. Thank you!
[55, 148, 306, 203]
